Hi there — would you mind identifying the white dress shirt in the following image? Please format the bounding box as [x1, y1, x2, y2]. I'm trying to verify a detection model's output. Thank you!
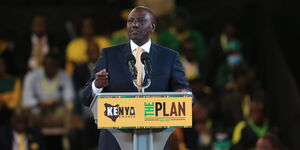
[22, 68, 75, 113]
[92, 40, 151, 94]
[12, 131, 28, 150]
[28, 34, 49, 69]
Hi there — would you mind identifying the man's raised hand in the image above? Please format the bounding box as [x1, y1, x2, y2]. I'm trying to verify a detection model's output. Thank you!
[94, 69, 109, 88]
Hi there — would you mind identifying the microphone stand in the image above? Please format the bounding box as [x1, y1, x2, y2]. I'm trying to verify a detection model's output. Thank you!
[132, 77, 153, 150]
[132, 78, 151, 93]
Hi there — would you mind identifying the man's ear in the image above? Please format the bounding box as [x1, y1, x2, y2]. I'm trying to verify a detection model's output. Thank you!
[151, 23, 156, 32]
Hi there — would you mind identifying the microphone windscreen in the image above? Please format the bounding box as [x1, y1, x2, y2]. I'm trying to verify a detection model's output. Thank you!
[141, 52, 151, 64]
[126, 54, 136, 64]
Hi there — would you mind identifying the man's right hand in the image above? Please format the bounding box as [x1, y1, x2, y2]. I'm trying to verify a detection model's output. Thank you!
[94, 69, 109, 88]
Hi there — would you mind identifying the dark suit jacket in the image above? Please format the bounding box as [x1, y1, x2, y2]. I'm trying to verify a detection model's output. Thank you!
[73, 63, 93, 92]
[0, 125, 45, 150]
[80, 42, 190, 150]
[14, 33, 65, 78]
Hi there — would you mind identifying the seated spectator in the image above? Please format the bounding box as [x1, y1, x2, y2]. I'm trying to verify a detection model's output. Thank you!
[188, 78, 212, 105]
[157, 8, 207, 61]
[22, 54, 75, 150]
[0, 107, 45, 150]
[231, 98, 272, 150]
[180, 38, 201, 81]
[256, 132, 283, 150]
[207, 22, 243, 86]
[182, 103, 214, 150]
[0, 56, 21, 127]
[220, 70, 262, 129]
[213, 41, 252, 91]
[14, 13, 64, 78]
[65, 15, 111, 75]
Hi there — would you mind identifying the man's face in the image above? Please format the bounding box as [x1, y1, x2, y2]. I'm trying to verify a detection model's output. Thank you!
[32, 15, 48, 37]
[44, 58, 59, 79]
[127, 8, 155, 46]
[224, 24, 236, 39]
[250, 103, 264, 124]
[182, 40, 196, 61]
[11, 109, 30, 133]
[82, 18, 95, 38]
[174, 16, 187, 33]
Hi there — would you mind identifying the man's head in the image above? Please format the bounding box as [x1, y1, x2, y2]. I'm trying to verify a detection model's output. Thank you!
[181, 38, 197, 62]
[31, 14, 48, 37]
[127, 6, 156, 46]
[81, 17, 96, 38]
[232, 67, 254, 91]
[192, 104, 208, 122]
[223, 23, 237, 40]
[256, 133, 281, 150]
[249, 100, 265, 125]
[43, 54, 60, 79]
[172, 10, 188, 33]
[11, 108, 31, 133]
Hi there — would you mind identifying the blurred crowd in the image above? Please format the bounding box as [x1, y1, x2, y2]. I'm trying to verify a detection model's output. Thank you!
[0, 4, 285, 150]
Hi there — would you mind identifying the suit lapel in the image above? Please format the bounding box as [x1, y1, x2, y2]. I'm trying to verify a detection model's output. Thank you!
[144, 43, 160, 85]
[7, 127, 13, 150]
[119, 43, 132, 77]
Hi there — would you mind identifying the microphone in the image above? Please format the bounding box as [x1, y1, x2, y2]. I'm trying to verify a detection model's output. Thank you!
[141, 52, 152, 79]
[126, 54, 137, 80]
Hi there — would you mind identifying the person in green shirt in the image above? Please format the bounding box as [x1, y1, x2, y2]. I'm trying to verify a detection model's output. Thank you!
[231, 98, 272, 150]
[157, 9, 207, 60]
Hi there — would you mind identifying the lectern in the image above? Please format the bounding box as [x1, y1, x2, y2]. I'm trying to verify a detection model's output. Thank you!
[90, 92, 192, 150]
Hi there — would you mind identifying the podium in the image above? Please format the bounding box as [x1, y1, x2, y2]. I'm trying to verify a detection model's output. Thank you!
[90, 92, 192, 150]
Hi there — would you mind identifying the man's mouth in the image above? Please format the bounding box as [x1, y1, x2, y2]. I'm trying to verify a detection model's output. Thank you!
[131, 30, 139, 34]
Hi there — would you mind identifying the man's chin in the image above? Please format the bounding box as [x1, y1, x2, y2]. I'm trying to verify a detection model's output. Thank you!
[130, 37, 142, 43]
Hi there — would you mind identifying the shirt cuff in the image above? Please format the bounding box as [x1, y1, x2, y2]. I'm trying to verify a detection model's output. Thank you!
[92, 80, 103, 94]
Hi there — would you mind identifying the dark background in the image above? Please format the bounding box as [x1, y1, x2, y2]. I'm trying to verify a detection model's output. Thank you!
[1, 0, 299, 86]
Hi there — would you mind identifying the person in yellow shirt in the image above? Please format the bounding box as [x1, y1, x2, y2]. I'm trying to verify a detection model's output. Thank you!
[66, 16, 111, 75]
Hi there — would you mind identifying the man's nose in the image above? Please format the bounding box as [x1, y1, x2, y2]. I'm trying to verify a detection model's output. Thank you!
[132, 21, 140, 28]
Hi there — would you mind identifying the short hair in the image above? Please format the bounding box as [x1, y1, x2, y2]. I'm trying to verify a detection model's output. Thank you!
[43, 53, 61, 66]
[132, 6, 156, 23]
[31, 13, 47, 23]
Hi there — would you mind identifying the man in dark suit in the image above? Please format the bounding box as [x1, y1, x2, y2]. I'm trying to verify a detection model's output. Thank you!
[14, 13, 65, 78]
[80, 6, 191, 150]
[0, 108, 45, 150]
